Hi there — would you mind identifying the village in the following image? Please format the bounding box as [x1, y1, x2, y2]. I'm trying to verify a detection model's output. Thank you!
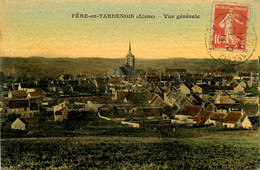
[1, 45, 260, 136]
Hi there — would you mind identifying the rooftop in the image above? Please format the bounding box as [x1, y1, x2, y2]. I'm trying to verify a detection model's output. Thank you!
[194, 110, 212, 125]
[179, 105, 202, 117]
[222, 112, 242, 124]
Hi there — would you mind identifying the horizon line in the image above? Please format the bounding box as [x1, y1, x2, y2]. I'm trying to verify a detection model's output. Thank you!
[0, 56, 258, 61]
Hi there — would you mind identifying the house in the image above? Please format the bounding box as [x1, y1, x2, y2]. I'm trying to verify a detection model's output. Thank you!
[7, 100, 30, 114]
[199, 84, 234, 93]
[222, 111, 252, 129]
[149, 94, 165, 108]
[164, 90, 175, 107]
[163, 85, 178, 107]
[225, 75, 235, 85]
[110, 81, 130, 93]
[214, 92, 236, 104]
[108, 78, 123, 87]
[132, 80, 151, 90]
[229, 80, 245, 93]
[191, 85, 203, 94]
[11, 118, 28, 131]
[233, 83, 245, 93]
[227, 78, 239, 87]
[7, 99, 39, 118]
[239, 72, 253, 88]
[238, 80, 247, 89]
[124, 105, 136, 114]
[172, 105, 202, 125]
[176, 83, 190, 95]
[240, 114, 253, 129]
[178, 105, 203, 117]
[170, 92, 193, 112]
[27, 91, 46, 99]
[194, 110, 213, 126]
[222, 111, 242, 128]
[8, 90, 27, 99]
[188, 94, 204, 105]
[205, 112, 225, 126]
[54, 101, 68, 121]
[214, 104, 240, 114]
[114, 90, 132, 103]
[203, 101, 216, 112]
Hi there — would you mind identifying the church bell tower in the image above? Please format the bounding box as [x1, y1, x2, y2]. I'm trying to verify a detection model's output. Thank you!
[126, 41, 135, 69]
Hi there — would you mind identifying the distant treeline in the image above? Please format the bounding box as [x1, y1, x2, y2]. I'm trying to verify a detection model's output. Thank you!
[0, 57, 258, 78]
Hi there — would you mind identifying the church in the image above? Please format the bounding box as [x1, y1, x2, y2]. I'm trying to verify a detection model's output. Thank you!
[112, 42, 139, 76]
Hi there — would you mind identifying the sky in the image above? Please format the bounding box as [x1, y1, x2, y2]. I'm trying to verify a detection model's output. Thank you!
[0, 0, 259, 59]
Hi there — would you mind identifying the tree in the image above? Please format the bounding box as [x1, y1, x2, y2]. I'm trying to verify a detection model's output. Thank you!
[97, 84, 106, 95]
[6, 114, 20, 121]
[130, 90, 150, 106]
[64, 111, 97, 133]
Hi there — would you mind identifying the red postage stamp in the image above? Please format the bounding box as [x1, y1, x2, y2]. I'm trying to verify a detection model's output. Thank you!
[210, 3, 250, 52]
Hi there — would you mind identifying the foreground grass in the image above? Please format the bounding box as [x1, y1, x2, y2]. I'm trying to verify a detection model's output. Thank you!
[1, 133, 259, 169]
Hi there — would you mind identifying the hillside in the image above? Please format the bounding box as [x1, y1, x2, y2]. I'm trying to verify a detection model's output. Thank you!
[0, 57, 258, 78]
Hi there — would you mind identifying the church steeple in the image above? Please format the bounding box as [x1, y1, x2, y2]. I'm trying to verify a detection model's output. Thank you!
[126, 41, 135, 69]
[129, 41, 131, 54]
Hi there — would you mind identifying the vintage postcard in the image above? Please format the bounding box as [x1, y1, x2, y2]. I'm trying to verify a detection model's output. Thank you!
[0, 0, 259, 169]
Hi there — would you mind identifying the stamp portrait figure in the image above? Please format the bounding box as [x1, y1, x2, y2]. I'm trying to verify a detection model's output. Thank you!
[211, 3, 250, 52]
[219, 8, 244, 48]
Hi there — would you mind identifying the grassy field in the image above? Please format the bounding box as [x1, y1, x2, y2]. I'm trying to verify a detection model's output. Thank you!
[1, 131, 259, 169]
[2, 111, 260, 169]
